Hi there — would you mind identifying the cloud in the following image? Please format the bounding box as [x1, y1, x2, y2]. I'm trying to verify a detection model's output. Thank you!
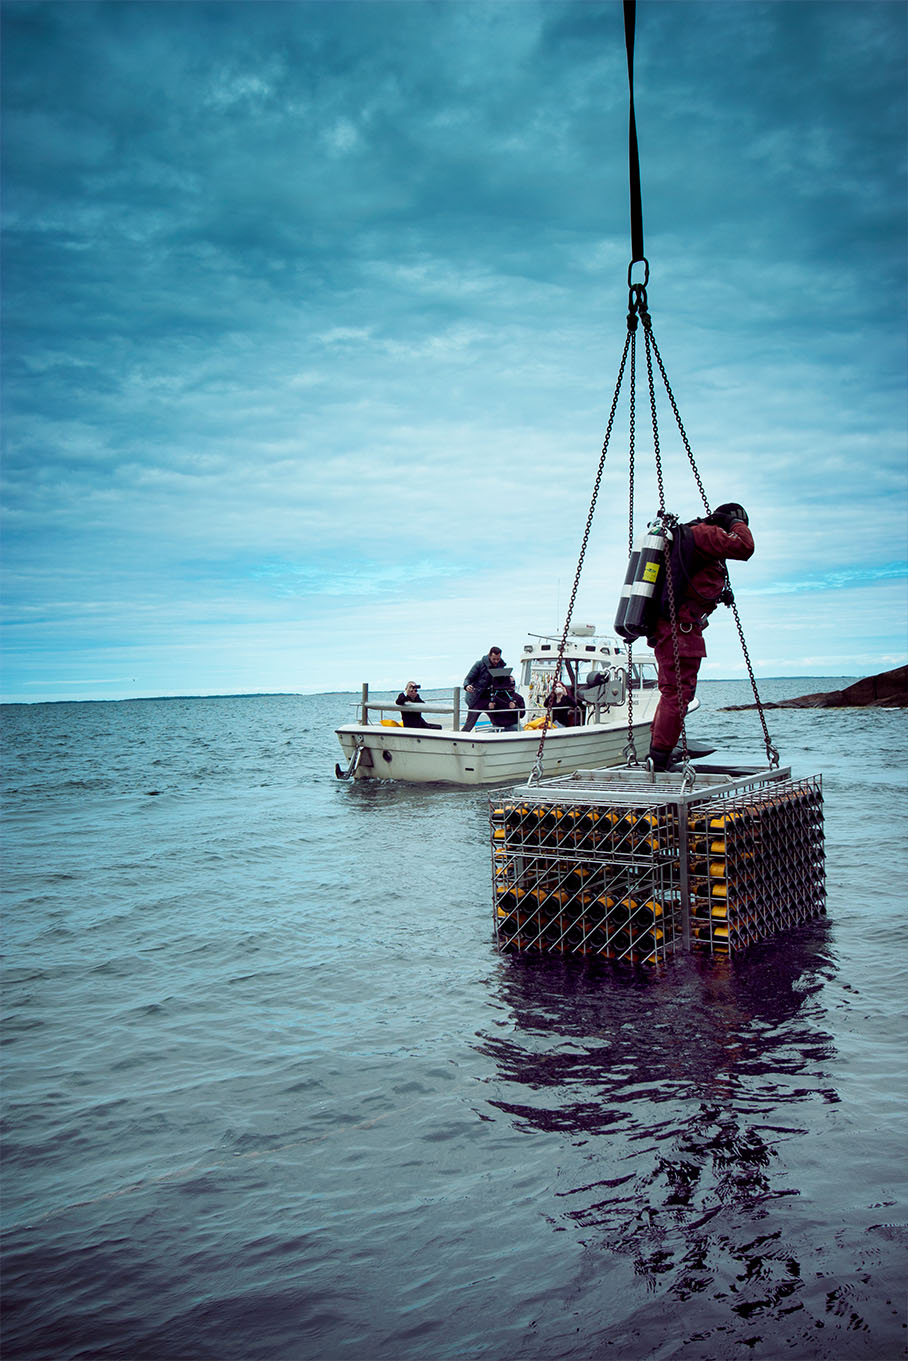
[1, 0, 906, 701]
[749, 562, 908, 597]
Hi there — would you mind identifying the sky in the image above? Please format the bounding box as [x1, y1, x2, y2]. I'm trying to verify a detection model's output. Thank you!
[2, 0, 906, 703]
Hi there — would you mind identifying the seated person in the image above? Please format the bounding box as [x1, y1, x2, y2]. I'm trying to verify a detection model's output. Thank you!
[545, 679, 581, 727]
[395, 681, 442, 729]
[488, 676, 526, 730]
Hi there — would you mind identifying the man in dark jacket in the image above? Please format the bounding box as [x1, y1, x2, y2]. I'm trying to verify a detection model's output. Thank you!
[462, 646, 506, 731]
[648, 503, 754, 770]
[395, 681, 442, 729]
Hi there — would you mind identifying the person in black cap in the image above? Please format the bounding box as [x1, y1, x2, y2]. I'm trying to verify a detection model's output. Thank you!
[648, 503, 754, 770]
[395, 681, 442, 729]
[461, 646, 506, 731]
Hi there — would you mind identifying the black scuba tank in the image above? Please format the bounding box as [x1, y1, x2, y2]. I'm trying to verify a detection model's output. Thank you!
[614, 518, 669, 642]
[613, 545, 640, 638]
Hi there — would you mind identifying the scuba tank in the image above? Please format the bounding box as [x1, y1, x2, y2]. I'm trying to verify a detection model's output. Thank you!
[614, 516, 670, 642]
[613, 544, 641, 638]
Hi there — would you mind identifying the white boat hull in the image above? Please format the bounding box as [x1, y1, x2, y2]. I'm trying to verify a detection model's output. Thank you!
[335, 627, 675, 786]
[335, 711, 657, 787]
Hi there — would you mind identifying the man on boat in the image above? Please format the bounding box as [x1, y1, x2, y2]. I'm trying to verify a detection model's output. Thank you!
[648, 503, 754, 771]
[461, 646, 507, 731]
[395, 681, 442, 729]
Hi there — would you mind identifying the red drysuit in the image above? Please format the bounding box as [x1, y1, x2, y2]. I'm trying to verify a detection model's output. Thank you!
[649, 518, 754, 754]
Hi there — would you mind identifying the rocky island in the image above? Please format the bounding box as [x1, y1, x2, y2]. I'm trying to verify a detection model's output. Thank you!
[722, 664, 907, 711]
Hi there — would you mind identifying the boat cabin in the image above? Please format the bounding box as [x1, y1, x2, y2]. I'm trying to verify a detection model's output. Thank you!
[518, 627, 657, 716]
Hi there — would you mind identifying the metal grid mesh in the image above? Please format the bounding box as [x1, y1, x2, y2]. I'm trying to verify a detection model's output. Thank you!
[687, 776, 825, 955]
[491, 798, 681, 964]
[490, 769, 825, 963]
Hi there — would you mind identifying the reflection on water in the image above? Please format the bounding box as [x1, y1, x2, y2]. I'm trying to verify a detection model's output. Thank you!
[478, 923, 841, 1335]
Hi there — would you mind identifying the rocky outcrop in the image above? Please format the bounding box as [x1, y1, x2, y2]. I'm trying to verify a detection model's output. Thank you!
[722, 665, 908, 711]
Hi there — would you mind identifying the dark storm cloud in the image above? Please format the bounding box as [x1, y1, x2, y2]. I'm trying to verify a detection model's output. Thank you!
[1, 1, 905, 698]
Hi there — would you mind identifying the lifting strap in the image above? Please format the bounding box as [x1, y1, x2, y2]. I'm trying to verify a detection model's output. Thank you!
[623, 1, 645, 270]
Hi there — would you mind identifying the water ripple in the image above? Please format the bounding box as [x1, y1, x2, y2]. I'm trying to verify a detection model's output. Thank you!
[1, 688, 906, 1360]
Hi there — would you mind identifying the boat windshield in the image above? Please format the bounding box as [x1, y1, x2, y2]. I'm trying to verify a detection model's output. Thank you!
[629, 662, 658, 689]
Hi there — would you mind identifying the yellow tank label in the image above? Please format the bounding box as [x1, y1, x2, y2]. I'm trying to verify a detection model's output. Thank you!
[642, 560, 661, 583]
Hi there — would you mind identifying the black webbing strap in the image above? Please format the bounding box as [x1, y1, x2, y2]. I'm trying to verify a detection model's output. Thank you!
[623, 1, 645, 269]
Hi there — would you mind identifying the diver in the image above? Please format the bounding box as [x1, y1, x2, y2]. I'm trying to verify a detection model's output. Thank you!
[648, 503, 754, 770]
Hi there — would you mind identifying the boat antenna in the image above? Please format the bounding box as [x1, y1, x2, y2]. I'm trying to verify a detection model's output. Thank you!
[528, 0, 777, 786]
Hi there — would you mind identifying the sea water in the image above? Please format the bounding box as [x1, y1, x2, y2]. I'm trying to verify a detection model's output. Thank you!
[2, 680, 906, 1361]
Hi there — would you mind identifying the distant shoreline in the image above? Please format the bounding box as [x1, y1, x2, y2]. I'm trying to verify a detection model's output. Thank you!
[0, 676, 875, 707]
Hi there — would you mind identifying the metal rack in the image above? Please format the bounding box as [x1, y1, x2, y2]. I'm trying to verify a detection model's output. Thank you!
[490, 765, 825, 962]
[686, 776, 825, 955]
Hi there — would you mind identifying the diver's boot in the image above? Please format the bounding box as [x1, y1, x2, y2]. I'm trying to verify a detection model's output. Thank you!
[647, 746, 675, 772]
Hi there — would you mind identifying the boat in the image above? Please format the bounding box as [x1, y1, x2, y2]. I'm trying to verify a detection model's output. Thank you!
[334, 625, 700, 786]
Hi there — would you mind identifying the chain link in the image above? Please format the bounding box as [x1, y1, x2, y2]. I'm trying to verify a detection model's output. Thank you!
[657, 511, 689, 768]
[650, 325, 776, 767]
[624, 328, 638, 761]
[643, 324, 775, 770]
[627, 327, 636, 558]
[533, 280, 779, 784]
[648, 329, 711, 517]
[643, 324, 665, 518]
[529, 330, 633, 784]
[643, 326, 688, 767]
[729, 596, 779, 766]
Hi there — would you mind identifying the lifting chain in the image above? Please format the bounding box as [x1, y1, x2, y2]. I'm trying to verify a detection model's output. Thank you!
[629, 284, 778, 774]
[643, 324, 665, 517]
[528, 330, 633, 785]
[529, 235, 779, 783]
[729, 593, 779, 767]
[615, 0, 776, 777]
[658, 510, 690, 772]
[640, 316, 694, 773]
[648, 329, 711, 517]
[624, 323, 639, 764]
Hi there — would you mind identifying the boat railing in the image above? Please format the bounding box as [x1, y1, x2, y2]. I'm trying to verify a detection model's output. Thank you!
[357, 683, 461, 728]
[353, 670, 651, 730]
